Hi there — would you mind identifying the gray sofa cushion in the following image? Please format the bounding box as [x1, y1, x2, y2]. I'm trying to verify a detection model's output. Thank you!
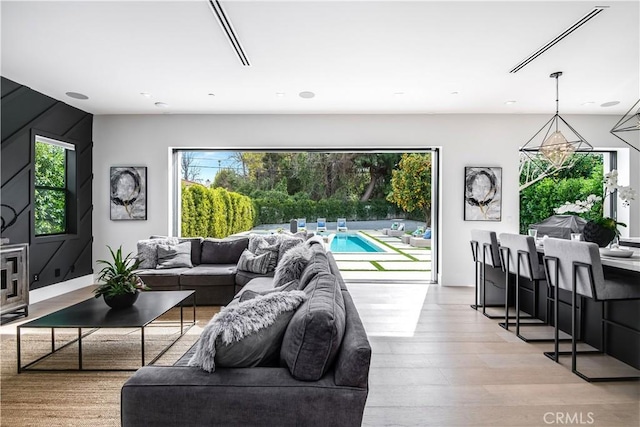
[280, 273, 346, 381]
[298, 245, 331, 290]
[334, 290, 372, 388]
[188, 291, 307, 372]
[201, 237, 249, 264]
[236, 249, 270, 275]
[272, 243, 312, 288]
[235, 270, 275, 288]
[179, 265, 236, 287]
[156, 242, 193, 269]
[134, 268, 189, 289]
[239, 279, 300, 303]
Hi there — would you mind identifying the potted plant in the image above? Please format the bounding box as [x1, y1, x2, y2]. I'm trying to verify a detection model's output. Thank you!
[95, 245, 149, 309]
[554, 170, 635, 247]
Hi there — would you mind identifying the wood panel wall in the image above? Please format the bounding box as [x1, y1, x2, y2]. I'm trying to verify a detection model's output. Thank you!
[1, 77, 93, 290]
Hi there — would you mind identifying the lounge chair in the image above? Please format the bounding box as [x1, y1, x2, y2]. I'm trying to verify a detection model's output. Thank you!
[317, 218, 327, 232]
[388, 222, 405, 237]
[410, 227, 431, 247]
[297, 218, 307, 231]
[337, 218, 348, 232]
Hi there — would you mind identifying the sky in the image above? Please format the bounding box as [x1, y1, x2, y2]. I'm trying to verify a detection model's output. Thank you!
[184, 151, 242, 184]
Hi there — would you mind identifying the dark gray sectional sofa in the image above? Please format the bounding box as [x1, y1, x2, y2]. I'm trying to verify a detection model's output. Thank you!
[135, 236, 275, 305]
[122, 239, 371, 426]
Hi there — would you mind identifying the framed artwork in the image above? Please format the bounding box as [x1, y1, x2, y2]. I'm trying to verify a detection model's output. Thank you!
[110, 166, 147, 220]
[464, 167, 502, 221]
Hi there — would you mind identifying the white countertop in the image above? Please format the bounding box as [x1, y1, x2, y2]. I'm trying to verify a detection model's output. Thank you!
[536, 242, 640, 273]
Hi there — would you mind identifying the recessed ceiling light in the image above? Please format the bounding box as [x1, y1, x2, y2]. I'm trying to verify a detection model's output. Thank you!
[66, 92, 88, 100]
[276, 92, 285, 97]
[600, 101, 620, 107]
[394, 92, 405, 96]
[504, 100, 517, 105]
[155, 102, 169, 108]
[450, 91, 459, 95]
[299, 91, 315, 99]
[208, 93, 216, 97]
[581, 101, 595, 106]
[140, 92, 152, 98]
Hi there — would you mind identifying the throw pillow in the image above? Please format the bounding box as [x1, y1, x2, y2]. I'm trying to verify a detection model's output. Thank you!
[254, 239, 280, 272]
[156, 242, 193, 269]
[277, 236, 304, 263]
[188, 290, 307, 373]
[248, 235, 280, 253]
[137, 237, 179, 269]
[201, 237, 249, 264]
[272, 243, 313, 288]
[280, 273, 346, 381]
[236, 249, 270, 275]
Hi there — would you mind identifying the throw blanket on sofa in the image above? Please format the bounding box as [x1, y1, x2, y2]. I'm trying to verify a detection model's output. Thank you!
[188, 290, 307, 372]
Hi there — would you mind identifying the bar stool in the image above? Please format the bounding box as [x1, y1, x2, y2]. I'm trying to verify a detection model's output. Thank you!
[498, 233, 556, 340]
[470, 230, 512, 319]
[543, 238, 640, 382]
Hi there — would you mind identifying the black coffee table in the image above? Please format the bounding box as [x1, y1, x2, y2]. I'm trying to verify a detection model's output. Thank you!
[17, 290, 195, 372]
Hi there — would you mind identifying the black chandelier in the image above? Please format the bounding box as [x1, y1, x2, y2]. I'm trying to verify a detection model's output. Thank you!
[610, 99, 640, 153]
[521, 71, 593, 169]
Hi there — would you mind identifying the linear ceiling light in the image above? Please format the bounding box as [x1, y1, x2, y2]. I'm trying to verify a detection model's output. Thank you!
[509, 6, 608, 73]
[207, 0, 250, 66]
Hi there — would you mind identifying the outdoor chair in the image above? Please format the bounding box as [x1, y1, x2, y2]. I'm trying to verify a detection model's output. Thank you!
[337, 218, 348, 232]
[543, 238, 640, 381]
[297, 218, 307, 231]
[388, 222, 405, 237]
[316, 218, 327, 232]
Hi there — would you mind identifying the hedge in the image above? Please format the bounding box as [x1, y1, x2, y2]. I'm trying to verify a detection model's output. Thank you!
[182, 185, 255, 238]
[251, 196, 403, 225]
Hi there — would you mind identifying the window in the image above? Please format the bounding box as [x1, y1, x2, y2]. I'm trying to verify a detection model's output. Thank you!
[34, 136, 75, 236]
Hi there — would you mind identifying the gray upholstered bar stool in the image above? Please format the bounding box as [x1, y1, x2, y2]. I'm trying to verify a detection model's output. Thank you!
[498, 233, 547, 339]
[543, 238, 640, 382]
[470, 230, 512, 319]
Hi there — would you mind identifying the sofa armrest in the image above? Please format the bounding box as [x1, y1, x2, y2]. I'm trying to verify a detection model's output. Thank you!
[121, 366, 367, 427]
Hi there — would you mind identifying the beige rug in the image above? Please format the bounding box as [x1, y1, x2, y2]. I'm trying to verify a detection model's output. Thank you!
[1, 306, 218, 427]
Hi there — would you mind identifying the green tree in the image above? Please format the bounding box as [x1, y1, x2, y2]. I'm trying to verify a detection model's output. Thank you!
[519, 154, 604, 233]
[354, 153, 401, 201]
[34, 141, 66, 235]
[387, 153, 432, 225]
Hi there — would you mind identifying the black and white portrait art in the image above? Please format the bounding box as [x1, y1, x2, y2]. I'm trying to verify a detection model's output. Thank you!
[110, 167, 147, 220]
[464, 167, 501, 221]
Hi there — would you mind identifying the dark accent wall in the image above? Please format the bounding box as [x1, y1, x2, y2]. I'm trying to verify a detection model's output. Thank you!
[1, 77, 93, 290]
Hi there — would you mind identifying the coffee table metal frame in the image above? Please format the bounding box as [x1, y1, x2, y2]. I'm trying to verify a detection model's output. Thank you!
[17, 290, 196, 373]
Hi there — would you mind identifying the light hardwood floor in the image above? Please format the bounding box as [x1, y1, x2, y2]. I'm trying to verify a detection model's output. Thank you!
[353, 283, 639, 427]
[1, 284, 638, 426]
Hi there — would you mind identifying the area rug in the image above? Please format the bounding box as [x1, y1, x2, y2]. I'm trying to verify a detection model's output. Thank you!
[0, 306, 218, 427]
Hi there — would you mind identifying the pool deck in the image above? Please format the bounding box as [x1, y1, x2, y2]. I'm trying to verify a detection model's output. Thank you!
[329, 230, 432, 283]
[249, 222, 432, 283]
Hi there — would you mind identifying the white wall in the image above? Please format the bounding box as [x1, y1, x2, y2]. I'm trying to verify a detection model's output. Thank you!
[93, 114, 639, 287]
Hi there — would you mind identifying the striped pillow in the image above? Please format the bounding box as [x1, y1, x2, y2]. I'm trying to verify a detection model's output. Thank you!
[237, 249, 270, 275]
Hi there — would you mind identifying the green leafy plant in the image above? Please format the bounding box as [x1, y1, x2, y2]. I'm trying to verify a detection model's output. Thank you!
[591, 216, 627, 237]
[94, 246, 148, 298]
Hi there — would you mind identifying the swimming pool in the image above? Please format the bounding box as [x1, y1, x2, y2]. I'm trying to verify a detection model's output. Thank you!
[330, 234, 384, 253]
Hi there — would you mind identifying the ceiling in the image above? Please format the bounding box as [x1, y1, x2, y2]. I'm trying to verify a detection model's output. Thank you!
[1, 0, 638, 115]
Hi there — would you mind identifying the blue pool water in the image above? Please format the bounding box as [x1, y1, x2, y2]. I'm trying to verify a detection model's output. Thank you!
[330, 235, 384, 253]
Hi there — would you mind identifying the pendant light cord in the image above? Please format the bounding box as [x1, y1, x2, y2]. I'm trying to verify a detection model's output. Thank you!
[551, 71, 563, 132]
